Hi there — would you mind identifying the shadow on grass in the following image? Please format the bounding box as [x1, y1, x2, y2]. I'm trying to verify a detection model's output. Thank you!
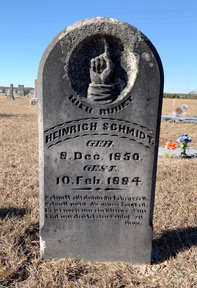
[1, 208, 196, 268]
[0, 207, 28, 219]
[0, 222, 39, 287]
[17, 222, 39, 256]
[0, 113, 36, 118]
[152, 227, 197, 264]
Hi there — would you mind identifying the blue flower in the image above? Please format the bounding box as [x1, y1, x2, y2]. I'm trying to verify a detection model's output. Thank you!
[177, 134, 192, 143]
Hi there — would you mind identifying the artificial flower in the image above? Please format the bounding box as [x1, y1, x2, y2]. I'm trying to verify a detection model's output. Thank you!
[176, 134, 192, 143]
[165, 141, 177, 150]
[176, 134, 192, 157]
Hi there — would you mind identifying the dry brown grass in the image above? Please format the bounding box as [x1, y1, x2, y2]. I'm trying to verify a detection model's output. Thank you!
[160, 98, 197, 147]
[162, 98, 197, 116]
[159, 122, 197, 147]
[0, 96, 197, 288]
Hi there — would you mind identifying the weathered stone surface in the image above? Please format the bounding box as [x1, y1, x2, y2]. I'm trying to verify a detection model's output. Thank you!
[9, 83, 15, 100]
[34, 79, 37, 98]
[38, 17, 163, 264]
[18, 84, 24, 96]
[30, 98, 38, 105]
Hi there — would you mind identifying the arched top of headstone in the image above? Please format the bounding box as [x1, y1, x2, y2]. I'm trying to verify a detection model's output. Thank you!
[38, 17, 163, 125]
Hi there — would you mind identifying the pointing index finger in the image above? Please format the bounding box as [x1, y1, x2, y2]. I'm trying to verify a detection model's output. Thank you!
[103, 37, 110, 57]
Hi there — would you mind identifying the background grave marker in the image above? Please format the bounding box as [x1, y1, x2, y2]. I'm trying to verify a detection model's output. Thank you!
[18, 84, 25, 97]
[9, 83, 15, 100]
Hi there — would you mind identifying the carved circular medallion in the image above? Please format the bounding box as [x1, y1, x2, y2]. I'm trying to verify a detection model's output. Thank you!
[62, 33, 139, 106]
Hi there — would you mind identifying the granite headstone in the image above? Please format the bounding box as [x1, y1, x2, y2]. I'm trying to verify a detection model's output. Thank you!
[38, 17, 163, 264]
[9, 83, 15, 100]
[18, 84, 24, 97]
[34, 79, 37, 98]
[30, 79, 38, 105]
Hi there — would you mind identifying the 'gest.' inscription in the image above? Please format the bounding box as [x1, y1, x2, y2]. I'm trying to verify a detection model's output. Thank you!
[53, 136, 143, 192]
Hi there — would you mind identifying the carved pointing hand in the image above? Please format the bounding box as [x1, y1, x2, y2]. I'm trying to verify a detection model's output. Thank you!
[90, 39, 113, 85]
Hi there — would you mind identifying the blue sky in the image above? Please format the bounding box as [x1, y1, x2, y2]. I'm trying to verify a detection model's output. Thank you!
[0, 0, 197, 93]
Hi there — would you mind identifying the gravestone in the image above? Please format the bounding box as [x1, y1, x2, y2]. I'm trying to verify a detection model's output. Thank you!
[38, 17, 163, 264]
[18, 84, 24, 96]
[30, 80, 38, 105]
[30, 89, 34, 96]
[9, 83, 15, 100]
[34, 79, 37, 98]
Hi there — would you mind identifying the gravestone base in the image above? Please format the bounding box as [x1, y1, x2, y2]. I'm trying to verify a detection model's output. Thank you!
[30, 98, 38, 105]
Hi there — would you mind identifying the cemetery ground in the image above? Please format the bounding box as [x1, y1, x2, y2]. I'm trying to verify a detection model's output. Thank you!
[0, 96, 196, 288]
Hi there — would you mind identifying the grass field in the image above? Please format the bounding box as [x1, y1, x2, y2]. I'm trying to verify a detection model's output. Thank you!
[0, 96, 197, 287]
[160, 98, 197, 147]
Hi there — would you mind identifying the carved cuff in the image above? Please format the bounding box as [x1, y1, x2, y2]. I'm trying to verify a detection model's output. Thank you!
[87, 83, 114, 104]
